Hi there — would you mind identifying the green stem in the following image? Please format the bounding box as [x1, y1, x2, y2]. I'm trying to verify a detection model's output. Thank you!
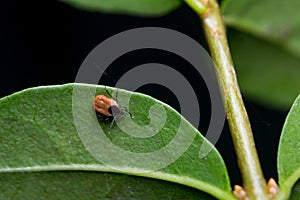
[186, 0, 269, 199]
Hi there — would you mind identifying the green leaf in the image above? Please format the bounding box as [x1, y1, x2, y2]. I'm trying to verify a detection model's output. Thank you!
[227, 30, 300, 110]
[58, 0, 181, 17]
[0, 83, 234, 200]
[0, 172, 216, 199]
[277, 95, 300, 199]
[223, 0, 300, 59]
[289, 179, 300, 200]
[223, 0, 300, 110]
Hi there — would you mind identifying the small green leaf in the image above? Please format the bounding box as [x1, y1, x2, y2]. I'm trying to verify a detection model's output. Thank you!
[0, 83, 234, 200]
[277, 95, 300, 199]
[58, 0, 182, 17]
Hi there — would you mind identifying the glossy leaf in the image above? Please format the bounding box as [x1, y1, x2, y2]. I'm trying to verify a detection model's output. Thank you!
[277, 95, 300, 199]
[228, 30, 300, 110]
[58, 0, 181, 17]
[223, 0, 300, 59]
[223, 0, 300, 110]
[0, 83, 234, 200]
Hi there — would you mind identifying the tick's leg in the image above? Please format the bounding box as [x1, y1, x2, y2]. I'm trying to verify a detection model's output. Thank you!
[120, 107, 133, 118]
[95, 112, 108, 122]
[115, 89, 119, 102]
[105, 87, 113, 98]
[110, 118, 116, 129]
[110, 114, 125, 129]
[95, 112, 103, 118]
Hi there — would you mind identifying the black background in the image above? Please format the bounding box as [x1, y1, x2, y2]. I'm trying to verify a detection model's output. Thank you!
[0, 0, 287, 188]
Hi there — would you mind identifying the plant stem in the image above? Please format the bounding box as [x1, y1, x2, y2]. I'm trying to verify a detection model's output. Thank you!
[186, 0, 269, 199]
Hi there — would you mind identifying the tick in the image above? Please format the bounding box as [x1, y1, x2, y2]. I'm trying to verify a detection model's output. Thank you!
[94, 89, 132, 128]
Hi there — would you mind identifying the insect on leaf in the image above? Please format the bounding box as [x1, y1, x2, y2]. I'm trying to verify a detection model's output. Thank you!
[0, 83, 235, 200]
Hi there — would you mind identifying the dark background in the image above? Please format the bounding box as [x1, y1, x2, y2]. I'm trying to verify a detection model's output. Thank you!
[0, 0, 286, 188]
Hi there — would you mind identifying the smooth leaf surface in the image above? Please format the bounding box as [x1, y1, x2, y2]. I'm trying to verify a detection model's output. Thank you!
[277, 95, 300, 199]
[0, 172, 216, 200]
[58, 0, 181, 17]
[222, 1, 300, 110]
[0, 83, 234, 200]
[228, 30, 300, 110]
[223, 0, 300, 59]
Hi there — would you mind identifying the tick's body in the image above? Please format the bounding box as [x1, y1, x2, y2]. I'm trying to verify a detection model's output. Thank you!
[94, 95, 119, 117]
[93, 90, 132, 128]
